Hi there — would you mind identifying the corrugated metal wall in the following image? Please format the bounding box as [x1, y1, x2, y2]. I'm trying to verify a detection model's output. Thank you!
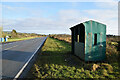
[70, 20, 106, 61]
[84, 20, 106, 61]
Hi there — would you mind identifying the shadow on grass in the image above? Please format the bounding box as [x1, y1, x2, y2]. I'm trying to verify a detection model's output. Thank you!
[36, 51, 92, 69]
[116, 41, 120, 69]
[27, 37, 120, 79]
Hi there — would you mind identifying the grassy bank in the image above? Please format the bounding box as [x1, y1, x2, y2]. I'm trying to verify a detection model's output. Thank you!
[27, 37, 120, 79]
[3, 37, 38, 43]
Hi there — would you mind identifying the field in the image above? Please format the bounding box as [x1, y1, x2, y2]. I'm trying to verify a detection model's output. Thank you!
[27, 36, 120, 79]
[6, 37, 37, 42]
[1, 30, 46, 43]
[49, 34, 71, 43]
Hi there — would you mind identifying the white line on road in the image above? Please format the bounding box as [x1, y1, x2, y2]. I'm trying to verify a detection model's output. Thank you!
[14, 37, 47, 78]
[4, 45, 18, 50]
[3, 43, 12, 45]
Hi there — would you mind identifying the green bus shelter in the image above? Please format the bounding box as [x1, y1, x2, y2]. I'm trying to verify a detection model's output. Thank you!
[70, 20, 106, 61]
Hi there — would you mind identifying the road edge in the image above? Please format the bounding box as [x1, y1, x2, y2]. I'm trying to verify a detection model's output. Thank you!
[14, 37, 47, 79]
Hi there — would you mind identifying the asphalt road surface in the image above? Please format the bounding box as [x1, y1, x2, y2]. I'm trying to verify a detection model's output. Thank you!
[2, 37, 47, 78]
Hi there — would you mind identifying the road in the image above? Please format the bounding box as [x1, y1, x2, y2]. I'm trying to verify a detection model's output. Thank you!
[2, 37, 47, 78]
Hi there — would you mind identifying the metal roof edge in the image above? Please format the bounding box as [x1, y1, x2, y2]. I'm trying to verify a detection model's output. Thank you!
[83, 20, 106, 26]
[70, 20, 106, 29]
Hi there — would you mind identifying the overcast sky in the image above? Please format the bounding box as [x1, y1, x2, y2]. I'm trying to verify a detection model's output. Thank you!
[0, 1, 119, 35]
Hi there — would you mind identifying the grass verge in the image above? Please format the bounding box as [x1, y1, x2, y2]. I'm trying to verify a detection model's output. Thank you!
[27, 37, 120, 79]
[2, 37, 37, 43]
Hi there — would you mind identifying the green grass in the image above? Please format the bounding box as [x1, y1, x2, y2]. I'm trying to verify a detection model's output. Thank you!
[27, 37, 120, 79]
[4, 37, 37, 43]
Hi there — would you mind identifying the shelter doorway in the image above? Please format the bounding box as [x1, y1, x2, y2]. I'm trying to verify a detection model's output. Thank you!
[74, 23, 85, 59]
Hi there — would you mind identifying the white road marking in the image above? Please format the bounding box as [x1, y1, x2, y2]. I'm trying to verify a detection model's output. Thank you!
[4, 45, 18, 50]
[3, 43, 12, 45]
[14, 37, 47, 78]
